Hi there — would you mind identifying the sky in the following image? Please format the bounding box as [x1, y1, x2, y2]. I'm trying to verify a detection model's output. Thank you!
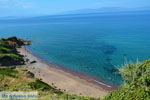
[0, 0, 150, 17]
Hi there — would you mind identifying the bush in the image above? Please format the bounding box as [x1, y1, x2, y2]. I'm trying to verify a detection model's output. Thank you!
[0, 53, 24, 66]
[0, 38, 25, 66]
[0, 46, 12, 53]
[0, 67, 18, 78]
[104, 60, 150, 100]
[120, 60, 150, 91]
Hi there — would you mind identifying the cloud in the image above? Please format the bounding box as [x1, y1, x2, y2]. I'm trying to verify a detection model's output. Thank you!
[0, 0, 36, 9]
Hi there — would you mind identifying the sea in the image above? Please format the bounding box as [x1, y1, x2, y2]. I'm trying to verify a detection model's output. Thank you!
[0, 12, 150, 85]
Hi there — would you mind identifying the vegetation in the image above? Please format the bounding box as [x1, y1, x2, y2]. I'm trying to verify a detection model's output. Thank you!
[0, 37, 27, 66]
[28, 79, 63, 94]
[104, 60, 150, 100]
[0, 67, 18, 78]
[0, 46, 12, 53]
[0, 66, 98, 100]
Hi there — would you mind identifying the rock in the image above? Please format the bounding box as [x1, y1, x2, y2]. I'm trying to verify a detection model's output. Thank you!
[30, 61, 37, 64]
[26, 71, 35, 78]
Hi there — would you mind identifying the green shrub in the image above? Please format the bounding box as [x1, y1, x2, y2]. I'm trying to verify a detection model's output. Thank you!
[104, 87, 149, 100]
[120, 60, 150, 91]
[0, 46, 12, 53]
[0, 53, 24, 66]
[0, 39, 14, 49]
[104, 60, 150, 100]
[0, 38, 25, 66]
[0, 68, 18, 78]
[0, 54, 20, 59]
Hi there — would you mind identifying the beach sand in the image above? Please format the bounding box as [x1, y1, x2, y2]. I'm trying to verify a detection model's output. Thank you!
[17, 46, 116, 98]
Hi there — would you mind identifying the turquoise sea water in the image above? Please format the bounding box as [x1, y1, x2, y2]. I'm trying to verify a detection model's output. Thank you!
[0, 13, 150, 85]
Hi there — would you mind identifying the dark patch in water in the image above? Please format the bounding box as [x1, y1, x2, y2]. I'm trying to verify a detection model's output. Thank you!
[100, 43, 117, 55]
[106, 58, 112, 62]
[123, 54, 127, 57]
[103, 63, 119, 74]
[104, 67, 119, 75]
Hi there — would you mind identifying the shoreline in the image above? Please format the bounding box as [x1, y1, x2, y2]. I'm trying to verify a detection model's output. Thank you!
[26, 47, 118, 89]
[18, 46, 118, 98]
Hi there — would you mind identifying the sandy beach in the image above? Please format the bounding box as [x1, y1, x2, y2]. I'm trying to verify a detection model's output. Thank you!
[17, 46, 117, 98]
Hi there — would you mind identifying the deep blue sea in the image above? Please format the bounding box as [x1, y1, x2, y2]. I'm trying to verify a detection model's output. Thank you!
[0, 13, 150, 85]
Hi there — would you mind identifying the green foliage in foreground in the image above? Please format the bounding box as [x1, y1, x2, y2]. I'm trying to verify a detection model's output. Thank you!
[104, 60, 150, 100]
[104, 87, 149, 100]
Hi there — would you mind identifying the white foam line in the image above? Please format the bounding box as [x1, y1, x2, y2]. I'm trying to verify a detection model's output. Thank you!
[94, 80, 112, 88]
